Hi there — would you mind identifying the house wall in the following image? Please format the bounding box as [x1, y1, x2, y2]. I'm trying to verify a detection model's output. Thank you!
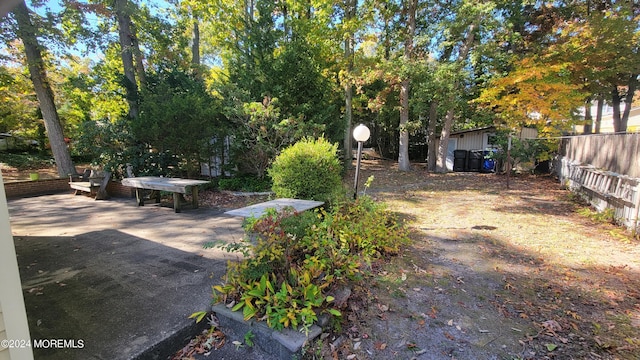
[448, 127, 538, 151]
[450, 130, 492, 151]
[0, 174, 35, 360]
[574, 106, 640, 134]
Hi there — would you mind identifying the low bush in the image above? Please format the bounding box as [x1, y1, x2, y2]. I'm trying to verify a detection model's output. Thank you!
[268, 137, 342, 203]
[218, 174, 272, 192]
[210, 196, 410, 332]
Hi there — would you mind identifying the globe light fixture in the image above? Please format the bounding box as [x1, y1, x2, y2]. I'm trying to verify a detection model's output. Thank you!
[352, 124, 371, 199]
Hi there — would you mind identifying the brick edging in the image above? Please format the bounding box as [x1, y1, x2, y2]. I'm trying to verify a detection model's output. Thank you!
[3, 179, 134, 199]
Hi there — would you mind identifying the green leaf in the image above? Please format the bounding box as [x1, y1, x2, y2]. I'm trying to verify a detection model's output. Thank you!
[188, 311, 208, 323]
[231, 302, 244, 312]
[243, 305, 258, 321]
[326, 308, 341, 317]
[546, 343, 557, 351]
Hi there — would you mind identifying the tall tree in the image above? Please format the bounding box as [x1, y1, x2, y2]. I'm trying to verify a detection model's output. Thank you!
[342, 0, 357, 169]
[535, 1, 640, 133]
[114, 0, 139, 119]
[398, 0, 416, 171]
[476, 57, 583, 134]
[435, 21, 477, 172]
[13, 0, 75, 177]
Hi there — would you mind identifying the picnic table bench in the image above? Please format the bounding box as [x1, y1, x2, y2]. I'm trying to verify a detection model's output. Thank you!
[69, 170, 111, 200]
[121, 176, 209, 213]
[224, 198, 325, 218]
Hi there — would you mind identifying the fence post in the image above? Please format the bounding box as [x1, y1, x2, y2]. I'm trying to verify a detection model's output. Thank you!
[633, 184, 640, 237]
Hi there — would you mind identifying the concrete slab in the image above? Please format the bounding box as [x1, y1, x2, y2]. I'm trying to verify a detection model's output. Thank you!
[224, 198, 324, 218]
[8, 194, 247, 360]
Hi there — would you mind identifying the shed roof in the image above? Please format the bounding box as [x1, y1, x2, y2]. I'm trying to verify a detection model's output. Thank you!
[450, 126, 495, 136]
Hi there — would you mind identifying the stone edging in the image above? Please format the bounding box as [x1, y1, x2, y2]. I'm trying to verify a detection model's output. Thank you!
[212, 304, 322, 360]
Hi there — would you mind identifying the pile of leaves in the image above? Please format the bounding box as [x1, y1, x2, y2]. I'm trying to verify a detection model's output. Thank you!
[211, 196, 410, 332]
[171, 317, 226, 359]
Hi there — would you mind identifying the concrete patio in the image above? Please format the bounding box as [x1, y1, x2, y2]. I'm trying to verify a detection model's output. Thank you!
[7, 193, 252, 359]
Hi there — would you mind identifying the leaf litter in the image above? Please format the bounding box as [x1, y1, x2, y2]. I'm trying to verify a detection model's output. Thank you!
[334, 160, 640, 360]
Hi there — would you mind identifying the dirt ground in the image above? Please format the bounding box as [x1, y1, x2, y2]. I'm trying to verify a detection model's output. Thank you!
[0, 162, 94, 182]
[329, 160, 640, 360]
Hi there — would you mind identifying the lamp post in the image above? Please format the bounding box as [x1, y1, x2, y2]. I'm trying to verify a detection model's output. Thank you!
[353, 124, 370, 199]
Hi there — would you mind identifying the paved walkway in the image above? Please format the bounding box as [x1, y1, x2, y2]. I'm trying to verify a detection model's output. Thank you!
[8, 194, 247, 360]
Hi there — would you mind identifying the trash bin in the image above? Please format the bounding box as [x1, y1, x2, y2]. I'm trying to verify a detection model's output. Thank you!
[480, 150, 496, 173]
[453, 150, 467, 172]
[467, 150, 482, 172]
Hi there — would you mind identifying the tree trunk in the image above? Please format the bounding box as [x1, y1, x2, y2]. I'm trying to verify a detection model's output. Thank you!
[344, 83, 353, 169]
[130, 22, 146, 87]
[594, 94, 603, 134]
[191, 18, 201, 80]
[398, 0, 417, 172]
[426, 100, 438, 172]
[621, 74, 638, 132]
[343, 0, 356, 170]
[583, 98, 592, 134]
[611, 86, 623, 133]
[435, 109, 455, 172]
[115, 0, 139, 119]
[13, 0, 75, 177]
[399, 78, 411, 171]
[435, 23, 477, 173]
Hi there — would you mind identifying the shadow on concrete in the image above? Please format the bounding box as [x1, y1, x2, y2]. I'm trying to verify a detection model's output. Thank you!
[14, 229, 223, 360]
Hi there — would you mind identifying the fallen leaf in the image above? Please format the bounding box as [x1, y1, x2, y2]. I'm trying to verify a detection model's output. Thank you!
[374, 342, 387, 350]
[429, 306, 438, 319]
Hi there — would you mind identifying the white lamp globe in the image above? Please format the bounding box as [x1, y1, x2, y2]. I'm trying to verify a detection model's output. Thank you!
[353, 124, 370, 142]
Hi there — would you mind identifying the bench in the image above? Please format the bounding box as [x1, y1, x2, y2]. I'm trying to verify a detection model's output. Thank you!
[224, 198, 325, 218]
[120, 176, 209, 213]
[69, 169, 111, 200]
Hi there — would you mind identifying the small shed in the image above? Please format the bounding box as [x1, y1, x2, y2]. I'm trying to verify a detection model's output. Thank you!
[438, 126, 538, 171]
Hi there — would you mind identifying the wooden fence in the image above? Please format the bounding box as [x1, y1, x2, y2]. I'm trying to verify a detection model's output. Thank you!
[556, 133, 640, 233]
[560, 133, 640, 178]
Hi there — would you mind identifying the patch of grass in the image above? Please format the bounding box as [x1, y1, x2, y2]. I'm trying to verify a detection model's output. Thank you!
[577, 207, 616, 224]
[390, 288, 406, 298]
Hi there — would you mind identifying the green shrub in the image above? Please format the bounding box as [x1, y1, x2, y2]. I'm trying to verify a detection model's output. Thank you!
[211, 196, 410, 332]
[268, 137, 342, 203]
[218, 174, 272, 192]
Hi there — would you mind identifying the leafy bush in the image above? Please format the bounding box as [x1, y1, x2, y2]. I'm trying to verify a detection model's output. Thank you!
[211, 197, 410, 332]
[490, 130, 557, 173]
[268, 137, 342, 203]
[218, 174, 272, 192]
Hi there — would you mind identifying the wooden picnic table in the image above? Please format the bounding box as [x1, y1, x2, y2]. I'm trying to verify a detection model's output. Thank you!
[121, 176, 209, 213]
